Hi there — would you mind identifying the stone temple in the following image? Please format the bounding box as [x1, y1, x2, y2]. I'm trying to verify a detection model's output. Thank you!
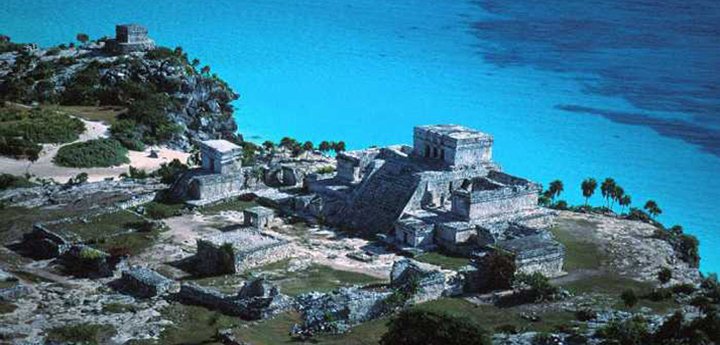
[105, 24, 155, 54]
[300, 124, 564, 277]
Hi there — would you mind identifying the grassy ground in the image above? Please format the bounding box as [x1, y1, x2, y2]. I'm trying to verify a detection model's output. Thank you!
[46, 209, 161, 255]
[199, 199, 258, 216]
[46, 323, 117, 344]
[549, 218, 606, 271]
[415, 252, 471, 270]
[54, 105, 127, 125]
[190, 261, 385, 296]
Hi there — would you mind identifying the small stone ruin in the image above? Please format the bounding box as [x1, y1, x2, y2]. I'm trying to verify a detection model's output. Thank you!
[114, 266, 177, 298]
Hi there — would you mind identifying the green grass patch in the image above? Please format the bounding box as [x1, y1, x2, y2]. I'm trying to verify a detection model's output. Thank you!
[0, 206, 71, 244]
[275, 264, 385, 296]
[157, 303, 240, 344]
[46, 323, 116, 344]
[54, 138, 129, 168]
[415, 252, 471, 270]
[54, 105, 127, 125]
[46, 210, 160, 255]
[103, 302, 137, 314]
[549, 221, 606, 271]
[0, 106, 85, 144]
[413, 298, 575, 333]
[141, 201, 185, 219]
[199, 198, 258, 215]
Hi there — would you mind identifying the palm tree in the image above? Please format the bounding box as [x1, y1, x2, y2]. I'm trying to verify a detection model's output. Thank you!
[547, 180, 564, 202]
[581, 178, 597, 207]
[644, 200, 662, 219]
[302, 141, 314, 151]
[200, 65, 211, 75]
[319, 141, 331, 153]
[600, 178, 616, 208]
[611, 185, 624, 210]
[619, 194, 631, 214]
[191, 58, 200, 68]
[76, 33, 89, 45]
[334, 141, 347, 153]
[262, 140, 274, 151]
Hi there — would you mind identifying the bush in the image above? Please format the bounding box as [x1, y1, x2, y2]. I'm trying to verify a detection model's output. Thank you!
[597, 316, 650, 345]
[0, 173, 36, 190]
[621, 289, 639, 308]
[54, 138, 129, 168]
[671, 283, 696, 295]
[575, 308, 597, 322]
[0, 107, 84, 159]
[481, 250, 517, 291]
[143, 202, 182, 219]
[380, 309, 490, 345]
[644, 288, 672, 302]
[658, 267, 673, 284]
[155, 158, 188, 184]
[515, 272, 559, 302]
[46, 323, 116, 344]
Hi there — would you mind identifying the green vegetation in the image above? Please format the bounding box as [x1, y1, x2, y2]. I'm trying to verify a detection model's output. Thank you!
[54, 138, 129, 168]
[621, 289, 639, 308]
[0, 301, 17, 314]
[142, 201, 185, 219]
[155, 158, 189, 184]
[47, 210, 160, 256]
[549, 219, 606, 271]
[276, 264, 384, 296]
[199, 198, 258, 215]
[415, 251, 471, 270]
[654, 225, 700, 268]
[380, 309, 490, 345]
[54, 105, 126, 124]
[480, 250, 516, 291]
[102, 303, 137, 314]
[0, 106, 84, 159]
[46, 323, 116, 344]
[0, 173, 36, 190]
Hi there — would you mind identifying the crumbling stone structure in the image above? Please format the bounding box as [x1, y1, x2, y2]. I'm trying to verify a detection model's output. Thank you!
[294, 286, 393, 334]
[495, 234, 566, 278]
[115, 266, 177, 298]
[300, 124, 564, 277]
[178, 278, 291, 320]
[194, 229, 291, 275]
[243, 206, 275, 229]
[390, 259, 463, 303]
[105, 24, 156, 54]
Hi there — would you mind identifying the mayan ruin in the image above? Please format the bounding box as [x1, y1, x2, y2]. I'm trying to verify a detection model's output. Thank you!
[105, 24, 156, 54]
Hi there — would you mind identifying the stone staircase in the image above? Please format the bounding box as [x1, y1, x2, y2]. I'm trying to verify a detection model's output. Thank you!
[336, 159, 421, 234]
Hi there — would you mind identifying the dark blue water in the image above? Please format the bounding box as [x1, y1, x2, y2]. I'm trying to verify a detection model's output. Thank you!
[1, 0, 718, 272]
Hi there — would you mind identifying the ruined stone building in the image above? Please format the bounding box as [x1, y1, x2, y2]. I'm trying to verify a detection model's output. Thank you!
[105, 24, 156, 54]
[302, 124, 564, 277]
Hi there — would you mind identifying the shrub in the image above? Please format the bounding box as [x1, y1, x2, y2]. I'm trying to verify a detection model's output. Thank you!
[144, 202, 181, 219]
[515, 272, 559, 302]
[155, 158, 188, 184]
[66, 172, 89, 185]
[315, 165, 336, 174]
[54, 139, 129, 168]
[671, 283, 696, 295]
[575, 308, 597, 322]
[494, 324, 519, 334]
[380, 309, 490, 345]
[109, 119, 145, 151]
[621, 289, 638, 308]
[128, 166, 148, 179]
[644, 288, 672, 302]
[0, 173, 36, 190]
[46, 323, 116, 344]
[481, 250, 517, 291]
[658, 267, 673, 284]
[597, 316, 650, 345]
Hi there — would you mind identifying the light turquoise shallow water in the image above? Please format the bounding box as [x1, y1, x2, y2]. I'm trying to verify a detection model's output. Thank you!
[2, 0, 718, 272]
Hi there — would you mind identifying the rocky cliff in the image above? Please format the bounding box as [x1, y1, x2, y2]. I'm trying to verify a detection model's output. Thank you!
[0, 40, 240, 151]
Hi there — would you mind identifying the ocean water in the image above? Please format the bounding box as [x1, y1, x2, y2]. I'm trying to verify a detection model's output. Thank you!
[2, 0, 719, 273]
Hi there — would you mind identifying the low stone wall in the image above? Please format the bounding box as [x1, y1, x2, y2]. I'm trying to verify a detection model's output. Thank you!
[177, 280, 291, 320]
[117, 267, 176, 298]
[234, 240, 293, 272]
[294, 286, 393, 334]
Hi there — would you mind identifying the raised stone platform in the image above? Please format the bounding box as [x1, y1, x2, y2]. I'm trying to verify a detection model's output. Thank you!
[195, 229, 292, 275]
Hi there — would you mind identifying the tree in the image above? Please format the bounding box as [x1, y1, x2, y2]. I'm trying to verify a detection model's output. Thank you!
[76, 33, 89, 45]
[302, 141, 314, 151]
[191, 58, 200, 68]
[318, 141, 331, 153]
[482, 250, 517, 291]
[644, 200, 662, 219]
[333, 141, 346, 153]
[619, 194, 632, 214]
[173, 46, 183, 57]
[262, 140, 274, 151]
[621, 289, 638, 308]
[658, 267, 672, 285]
[601, 178, 616, 208]
[611, 185, 624, 210]
[0, 35, 10, 43]
[201, 65, 211, 75]
[380, 309, 490, 345]
[581, 178, 597, 207]
[279, 137, 298, 150]
[547, 180, 564, 202]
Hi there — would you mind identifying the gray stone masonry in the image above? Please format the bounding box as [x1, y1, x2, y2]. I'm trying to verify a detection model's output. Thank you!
[413, 124, 493, 169]
[390, 259, 463, 303]
[495, 234, 565, 278]
[194, 230, 292, 275]
[178, 279, 292, 320]
[199, 140, 243, 175]
[243, 206, 275, 229]
[294, 286, 393, 334]
[117, 266, 176, 298]
[105, 24, 156, 54]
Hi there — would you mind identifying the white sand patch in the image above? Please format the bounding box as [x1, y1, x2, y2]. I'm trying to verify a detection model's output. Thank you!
[0, 118, 190, 183]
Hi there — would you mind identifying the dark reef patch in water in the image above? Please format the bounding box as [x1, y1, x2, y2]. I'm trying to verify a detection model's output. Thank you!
[471, 0, 720, 132]
[557, 104, 720, 157]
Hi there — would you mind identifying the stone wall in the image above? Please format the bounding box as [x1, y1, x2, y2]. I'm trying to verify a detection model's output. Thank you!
[177, 281, 291, 320]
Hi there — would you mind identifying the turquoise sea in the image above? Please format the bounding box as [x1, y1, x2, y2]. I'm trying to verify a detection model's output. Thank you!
[2, 0, 719, 273]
